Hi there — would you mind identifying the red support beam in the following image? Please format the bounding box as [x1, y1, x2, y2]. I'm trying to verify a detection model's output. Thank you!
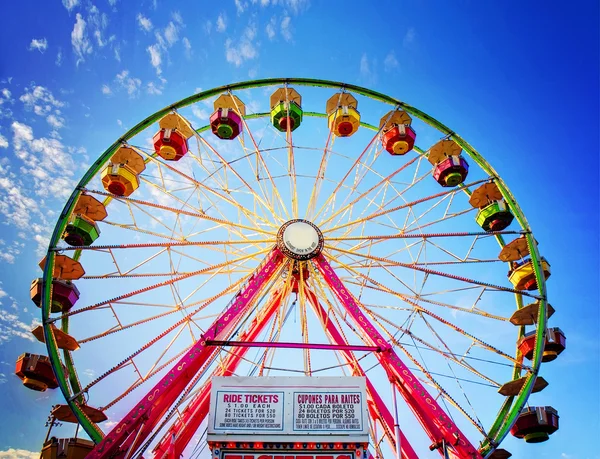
[304, 286, 418, 459]
[88, 249, 285, 459]
[314, 254, 482, 459]
[152, 288, 288, 459]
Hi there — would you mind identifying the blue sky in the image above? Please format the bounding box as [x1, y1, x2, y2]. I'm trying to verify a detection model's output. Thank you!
[0, 1, 598, 458]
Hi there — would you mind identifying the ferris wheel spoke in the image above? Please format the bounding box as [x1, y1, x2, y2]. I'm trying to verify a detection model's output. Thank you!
[367, 308, 502, 387]
[305, 104, 339, 219]
[139, 148, 275, 231]
[312, 253, 481, 457]
[312, 125, 386, 223]
[302, 285, 419, 459]
[84, 188, 275, 238]
[196, 134, 285, 225]
[325, 244, 536, 298]
[342, 281, 509, 322]
[322, 178, 489, 235]
[53, 248, 268, 321]
[75, 276, 250, 397]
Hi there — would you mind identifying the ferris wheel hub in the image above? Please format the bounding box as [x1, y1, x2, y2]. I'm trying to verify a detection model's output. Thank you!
[277, 219, 324, 260]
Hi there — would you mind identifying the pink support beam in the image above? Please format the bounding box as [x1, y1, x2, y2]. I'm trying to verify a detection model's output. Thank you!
[152, 288, 287, 459]
[304, 287, 418, 459]
[206, 340, 381, 353]
[89, 249, 285, 459]
[314, 254, 482, 459]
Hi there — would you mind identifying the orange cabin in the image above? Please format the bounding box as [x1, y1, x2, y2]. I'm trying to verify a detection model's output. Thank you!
[517, 327, 566, 362]
[15, 353, 59, 392]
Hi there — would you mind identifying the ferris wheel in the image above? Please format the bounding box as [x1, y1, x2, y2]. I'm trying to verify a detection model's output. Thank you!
[16, 78, 566, 459]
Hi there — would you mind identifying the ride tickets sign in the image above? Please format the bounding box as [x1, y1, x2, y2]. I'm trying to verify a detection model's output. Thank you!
[208, 376, 368, 438]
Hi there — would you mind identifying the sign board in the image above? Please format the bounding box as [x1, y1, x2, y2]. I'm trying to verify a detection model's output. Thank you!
[222, 452, 359, 459]
[208, 376, 368, 441]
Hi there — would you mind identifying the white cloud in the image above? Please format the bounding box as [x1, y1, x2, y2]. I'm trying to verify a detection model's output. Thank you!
[359, 52, 377, 84]
[360, 53, 370, 77]
[182, 37, 192, 59]
[19, 85, 65, 120]
[137, 13, 152, 32]
[403, 27, 416, 48]
[55, 48, 63, 66]
[115, 70, 141, 98]
[280, 16, 292, 41]
[225, 23, 258, 67]
[147, 44, 162, 75]
[191, 105, 209, 121]
[172, 11, 184, 25]
[28, 38, 48, 53]
[101, 84, 112, 95]
[113, 43, 121, 62]
[216, 13, 227, 32]
[0, 285, 40, 344]
[46, 114, 65, 129]
[384, 51, 399, 72]
[0, 135, 7, 149]
[62, 0, 79, 11]
[266, 17, 276, 39]
[108, 0, 117, 5]
[164, 21, 179, 46]
[146, 82, 162, 95]
[71, 13, 92, 65]
[0, 448, 39, 458]
[235, 0, 247, 14]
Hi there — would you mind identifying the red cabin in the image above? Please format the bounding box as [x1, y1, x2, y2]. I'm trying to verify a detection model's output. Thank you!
[153, 128, 189, 161]
[15, 353, 59, 392]
[30, 278, 80, 313]
[433, 155, 469, 187]
[517, 327, 566, 362]
[511, 406, 559, 443]
[382, 124, 416, 155]
[210, 108, 243, 140]
[379, 110, 416, 155]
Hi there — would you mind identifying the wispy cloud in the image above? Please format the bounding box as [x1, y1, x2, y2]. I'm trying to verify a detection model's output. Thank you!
[280, 16, 292, 41]
[19, 85, 65, 130]
[146, 81, 163, 95]
[235, 0, 247, 14]
[62, 0, 79, 11]
[0, 134, 7, 149]
[147, 44, 162, 75]
[115, 70, 141, 98]
[384, 50, 399, 72]
[266, 17, 276, 40]
[101, 84, 112, 95]
[55, 48, 63, 66]
[71, 13, 92, 65]
[403, 27, 416, 48]
[182, 37, 192, 59]
[137, 13, 153, 32]
[216, 13, 227, 32]
[225, 23, 258, 67]
[28, 38, 48, 53]
[359, 52, 377, 84]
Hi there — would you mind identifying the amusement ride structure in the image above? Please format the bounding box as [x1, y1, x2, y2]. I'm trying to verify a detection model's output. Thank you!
[15, 78, 565, 458]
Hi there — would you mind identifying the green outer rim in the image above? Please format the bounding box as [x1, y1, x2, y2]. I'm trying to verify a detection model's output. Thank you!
[41, 78, 547, 453]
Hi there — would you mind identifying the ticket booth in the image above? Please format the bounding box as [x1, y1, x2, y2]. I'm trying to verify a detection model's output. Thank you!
[207, 377, 369, 459]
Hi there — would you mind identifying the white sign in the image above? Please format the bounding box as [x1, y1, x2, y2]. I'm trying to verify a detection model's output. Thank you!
[213, 390, 284, 431]
[208, 376, 368, 439]
[294, 392, 363, 432]
[223, 453, 357, 459]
